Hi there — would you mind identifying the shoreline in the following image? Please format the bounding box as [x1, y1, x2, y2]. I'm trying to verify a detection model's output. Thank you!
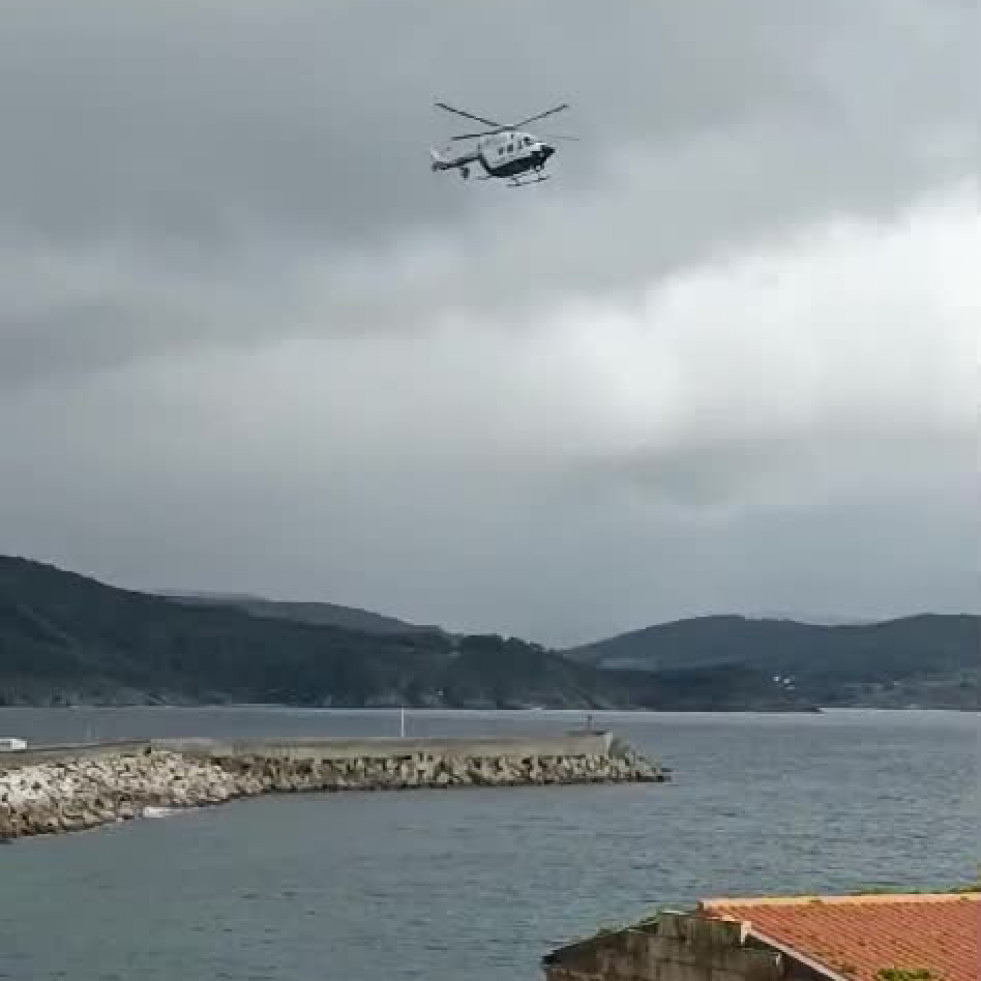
[3, 698, 975, 715]
[0, 701, 826, 714]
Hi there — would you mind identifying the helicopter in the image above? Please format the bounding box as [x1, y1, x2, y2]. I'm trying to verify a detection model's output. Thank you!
[430, 101, 574, 187]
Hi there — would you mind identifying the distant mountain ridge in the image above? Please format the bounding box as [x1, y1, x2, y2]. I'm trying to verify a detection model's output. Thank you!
[0, 556, 809, 711]
[745, 610, 880, 626]
[167, 592, 445, 637]
[566, 612, 975, 669]
[565, 613, 978, 709]
[0, 555, 975, 710]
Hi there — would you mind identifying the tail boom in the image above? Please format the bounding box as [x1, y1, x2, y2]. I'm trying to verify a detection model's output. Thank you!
[430, 147, 478, 172]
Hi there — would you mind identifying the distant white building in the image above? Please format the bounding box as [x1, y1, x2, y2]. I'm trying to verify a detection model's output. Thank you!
[0, 737, 27, 751]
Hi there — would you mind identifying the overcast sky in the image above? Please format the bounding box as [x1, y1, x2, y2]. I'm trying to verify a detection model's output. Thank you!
[1, 0, 976, 646]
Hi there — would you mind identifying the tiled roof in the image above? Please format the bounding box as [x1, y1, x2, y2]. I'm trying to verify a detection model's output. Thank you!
[699, 893, 979, 981]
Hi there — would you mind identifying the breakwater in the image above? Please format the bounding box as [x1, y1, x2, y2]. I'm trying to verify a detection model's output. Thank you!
[0, 732, 668, 841]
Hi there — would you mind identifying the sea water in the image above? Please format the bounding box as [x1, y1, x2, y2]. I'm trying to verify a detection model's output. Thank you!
[0, 707, 975, 980]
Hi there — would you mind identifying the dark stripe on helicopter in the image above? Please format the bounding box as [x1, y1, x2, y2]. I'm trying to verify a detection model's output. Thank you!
[483, 146, 554, 178]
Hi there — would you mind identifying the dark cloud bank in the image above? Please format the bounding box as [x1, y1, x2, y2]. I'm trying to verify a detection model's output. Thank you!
[1, 0, 975, 645]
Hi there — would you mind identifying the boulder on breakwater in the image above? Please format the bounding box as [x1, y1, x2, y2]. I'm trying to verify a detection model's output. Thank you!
[0, 732, 669, 841]
[0, 750, 239, 839]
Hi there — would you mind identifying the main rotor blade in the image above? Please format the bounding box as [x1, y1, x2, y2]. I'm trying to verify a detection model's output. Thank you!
[450, 128, 506, 141]
[434, 102, 502, 128]
[514, 103, 570, 128]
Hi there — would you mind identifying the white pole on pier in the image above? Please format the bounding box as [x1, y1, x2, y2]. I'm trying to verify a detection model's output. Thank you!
[400, 706, 406, 738]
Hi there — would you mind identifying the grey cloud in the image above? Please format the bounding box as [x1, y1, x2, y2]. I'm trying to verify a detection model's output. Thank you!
[0, 1, 976, 642]
[1, 0, 974, 387]
[1, 0, 973, 248]
[2, 394, 973, 646]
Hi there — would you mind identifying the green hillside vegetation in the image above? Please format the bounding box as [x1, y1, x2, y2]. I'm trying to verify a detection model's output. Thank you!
[0, 556, 810, 711]
[567, 613, 978, 709]
[170, 594, 445, 637]
[0, 556, 974, 710]
[0, 557, 444, 707]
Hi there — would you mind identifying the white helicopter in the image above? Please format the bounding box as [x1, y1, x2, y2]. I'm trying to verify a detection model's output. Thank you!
[430, 101, 574, 187]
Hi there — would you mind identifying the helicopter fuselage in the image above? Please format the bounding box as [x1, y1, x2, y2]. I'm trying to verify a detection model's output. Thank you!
[475, 130, 555, 178]
[431, 100, 569, 186]
[431, 129, 555, 183]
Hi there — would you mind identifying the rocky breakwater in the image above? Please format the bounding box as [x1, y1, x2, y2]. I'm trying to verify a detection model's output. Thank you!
[0, 749, 240, 840]
[0, 733, 669, 841]
[212, 742, 666, 794]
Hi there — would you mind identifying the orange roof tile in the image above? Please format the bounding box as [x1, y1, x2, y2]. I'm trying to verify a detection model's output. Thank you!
[699, 893, 980, 981]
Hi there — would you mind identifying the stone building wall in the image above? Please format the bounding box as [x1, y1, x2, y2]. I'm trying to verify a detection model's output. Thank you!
[542, 913, 791, 981]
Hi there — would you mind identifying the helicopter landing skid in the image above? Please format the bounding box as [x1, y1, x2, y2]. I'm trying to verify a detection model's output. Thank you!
[507, 173, 551, 188]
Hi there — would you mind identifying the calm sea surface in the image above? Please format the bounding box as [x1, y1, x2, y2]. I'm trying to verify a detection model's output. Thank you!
[0, 707, 976, 981]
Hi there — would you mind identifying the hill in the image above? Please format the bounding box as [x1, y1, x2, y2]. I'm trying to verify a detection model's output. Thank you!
[567, 614, 979, 709]
[0, 556, 812, 711]
[0, 556, 450, 707]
